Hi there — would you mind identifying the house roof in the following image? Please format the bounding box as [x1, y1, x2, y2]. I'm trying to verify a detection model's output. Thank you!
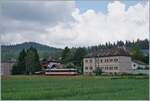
[132, 60, 147, 65]
[1, 60, 16, 63]
[40, 58, 60, 64]
[85, 48, 130, 58]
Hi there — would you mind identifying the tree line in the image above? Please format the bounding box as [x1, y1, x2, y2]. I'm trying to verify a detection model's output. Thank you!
[86, 39, 149, 53]
[12, 39, 149, 75]
[1, 42, 62, 61]
[12, 47, 41, 75]
[61, 39, 149, 74]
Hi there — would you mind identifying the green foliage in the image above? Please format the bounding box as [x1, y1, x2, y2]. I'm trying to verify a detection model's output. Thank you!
[1, 42, 62, 61]
[12, 47, 41, 75]
[1, 39, 149, 66]
[12, 64, 22, 75]
[64, 63, 75, 68]
[17, 49, 26, 73]
[61, 47, 72, 64]
[142, 55, 149, 64]
[1, 76, 149, 100]
[72, 47, 87, 74]
[25, 47, 41, 75]
[73, 47, 87, 66]
[12, 49, 26, 74]
[93, 68, 102, 76]
[131, 43, 144, 61]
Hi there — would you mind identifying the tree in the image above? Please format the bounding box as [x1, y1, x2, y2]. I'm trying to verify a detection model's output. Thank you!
[73, 47, 87, 74]
[12, 64, 21, 74]
[17, 49, 26, 74]
[25, 47, 41, 75]
[64, 63, 75, 69]
[142, 55, 149, 64]
[73, 47, 87, 66]
[93, 68, 102, 76]
[12, 49, 26, 74]
[61, 46, 71, 64]
[117, 41, 124, 47]
[131, 43, 144, 61]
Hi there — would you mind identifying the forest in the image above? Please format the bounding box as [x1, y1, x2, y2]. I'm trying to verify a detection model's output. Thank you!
[2, 39, 148, 74]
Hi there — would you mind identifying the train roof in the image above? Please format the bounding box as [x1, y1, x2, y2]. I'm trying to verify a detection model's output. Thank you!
[45, 68, 77, 71]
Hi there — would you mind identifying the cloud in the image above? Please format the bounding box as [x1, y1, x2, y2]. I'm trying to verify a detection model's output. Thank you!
[0, 1, 149, 48]
[1, 1, 75, 24]
[41, 1, 149, 47]
[0, 1, 75, 38]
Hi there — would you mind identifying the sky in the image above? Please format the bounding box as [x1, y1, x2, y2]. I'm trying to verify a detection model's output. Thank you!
[0, 0, 149, 48]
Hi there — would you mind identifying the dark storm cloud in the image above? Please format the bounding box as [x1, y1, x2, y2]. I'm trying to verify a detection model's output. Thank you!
[1, 1, 75, 24]
[0, 1, 75, 35]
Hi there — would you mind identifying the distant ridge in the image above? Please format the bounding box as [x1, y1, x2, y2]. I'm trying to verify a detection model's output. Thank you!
[1, 42, 62, 50]
[1, 42, 62, 61]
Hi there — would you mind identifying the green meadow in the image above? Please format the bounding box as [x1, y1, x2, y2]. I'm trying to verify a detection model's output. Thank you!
[1, 75, 149, 100]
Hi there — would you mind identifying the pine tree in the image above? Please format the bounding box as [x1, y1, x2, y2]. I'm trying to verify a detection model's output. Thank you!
[73, 47, 87, 66]
[131, 43, 144, 61]
[25, 47, 41, 75]
[12, 49, 26, 74]
[73, 47, 87, 74]
[61, 46, 71, 64]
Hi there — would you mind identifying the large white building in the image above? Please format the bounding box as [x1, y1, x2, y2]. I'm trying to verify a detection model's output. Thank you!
[83, 48, 132, 75]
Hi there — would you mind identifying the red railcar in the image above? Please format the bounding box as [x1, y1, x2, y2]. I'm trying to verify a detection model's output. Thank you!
[45, 68, 78, 76]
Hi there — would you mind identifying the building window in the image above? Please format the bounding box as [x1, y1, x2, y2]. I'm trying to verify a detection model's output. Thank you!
[85, 67, 88, 70]
[100, 59, 103, 63]
[110, 59, 113, 62]
[90, 59, 92, 63]
[85, 60, 88, 63]
[90, 67, 93, 70]
[96, 58, 98, 63]
[114, 59, 118, 62]
[111, 67, 113, 70]
[107, 67, 109, 70]
[114, 67, 118, 70]
[105, 59, 109, 62]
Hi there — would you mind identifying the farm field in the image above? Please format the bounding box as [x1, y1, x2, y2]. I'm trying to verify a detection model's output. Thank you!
[1, 75, 149, 100]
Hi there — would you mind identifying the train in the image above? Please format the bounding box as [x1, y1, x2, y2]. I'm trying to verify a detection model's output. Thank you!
[44, 68, 78, 76]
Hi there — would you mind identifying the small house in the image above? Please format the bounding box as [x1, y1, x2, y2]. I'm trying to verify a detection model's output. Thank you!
[132, 60, 148, 70]
[1, 60, 16, 75]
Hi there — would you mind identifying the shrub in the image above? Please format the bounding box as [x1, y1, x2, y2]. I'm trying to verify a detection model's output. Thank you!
[93, 68, 102, 76]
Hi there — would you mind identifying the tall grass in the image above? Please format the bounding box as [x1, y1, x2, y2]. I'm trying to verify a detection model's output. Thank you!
[1, 75, 149, 100]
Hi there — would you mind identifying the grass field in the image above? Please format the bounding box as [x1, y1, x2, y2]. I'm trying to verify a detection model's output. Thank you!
[1, 75, 149, 100]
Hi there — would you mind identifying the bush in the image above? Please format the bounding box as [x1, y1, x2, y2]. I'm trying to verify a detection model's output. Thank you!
[93, 68, 102, 76]
[12, 64, 22, 75]
[64, 63, 75, 68]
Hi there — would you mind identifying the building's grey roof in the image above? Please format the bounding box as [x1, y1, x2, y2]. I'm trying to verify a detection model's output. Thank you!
[85, 48, 130, 58]
[132, 60, 147, 65]
[40, 58, 60, 64]
[1, 60, 16, 63]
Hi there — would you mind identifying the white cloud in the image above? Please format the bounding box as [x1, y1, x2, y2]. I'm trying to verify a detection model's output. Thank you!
[0, 1, 149, 48]
[40, 1, 149, 48]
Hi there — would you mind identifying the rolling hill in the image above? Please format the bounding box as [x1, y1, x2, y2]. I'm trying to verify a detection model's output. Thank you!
[1, 42, 62, 61]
